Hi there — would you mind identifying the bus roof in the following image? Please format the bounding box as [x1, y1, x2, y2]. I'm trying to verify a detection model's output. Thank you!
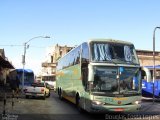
[16, 69, 34, 73]
[88, 39, 133, 45]
[57, 38, 134, 62]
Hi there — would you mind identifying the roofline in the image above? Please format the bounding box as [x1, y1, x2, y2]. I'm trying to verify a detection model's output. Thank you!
[88, 39, 133, 45]
[136, 49, 160, 53]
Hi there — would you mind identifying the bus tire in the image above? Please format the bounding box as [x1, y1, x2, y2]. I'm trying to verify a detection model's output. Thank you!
[43, 93, 46, 100]
[57, 88, 60, 95]
[47, 92, 50, 97]
[59, 89, 63, 100]
[26, 95, 29, 99]
[76, 94, 83, 113]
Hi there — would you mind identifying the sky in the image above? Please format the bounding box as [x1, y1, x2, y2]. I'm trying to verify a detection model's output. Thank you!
[0, 0, 160, 75]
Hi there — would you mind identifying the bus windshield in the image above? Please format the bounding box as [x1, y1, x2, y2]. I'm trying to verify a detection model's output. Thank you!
[91, 42, 139, 64]
[92, 66, 141, 95]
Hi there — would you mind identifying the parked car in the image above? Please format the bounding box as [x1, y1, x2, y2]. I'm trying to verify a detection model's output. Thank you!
[24, 82, 50, 100]
[45, 82, 54, 90]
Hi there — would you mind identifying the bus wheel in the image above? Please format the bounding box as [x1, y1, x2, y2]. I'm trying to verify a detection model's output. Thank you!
[26, 95, 29, 99]
[59, 89, 63, 100]
[43, 93, 46, 100]
[47, 92, 50, 97]
[76, 95, 83, 112]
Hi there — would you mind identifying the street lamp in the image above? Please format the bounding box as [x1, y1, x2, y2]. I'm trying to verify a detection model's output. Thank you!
[153, 27, 160, 103]
[22, 36, 50, 91]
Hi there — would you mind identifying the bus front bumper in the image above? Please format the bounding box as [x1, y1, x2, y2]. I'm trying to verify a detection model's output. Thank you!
[89, 104, 141, 113]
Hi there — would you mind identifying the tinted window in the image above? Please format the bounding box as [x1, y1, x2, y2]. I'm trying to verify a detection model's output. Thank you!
[91, 42, 139, 64]
[74, 46, 81, 65]
[31, 83, 44, 87]
[82, 43, 89, 63]
[57, 45, 81, 70]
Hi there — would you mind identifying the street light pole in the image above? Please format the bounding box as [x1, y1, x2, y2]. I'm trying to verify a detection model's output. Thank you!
[22, 42, 27, 90]
[22, 36, 50, 91]
[153, 27, 160, 104]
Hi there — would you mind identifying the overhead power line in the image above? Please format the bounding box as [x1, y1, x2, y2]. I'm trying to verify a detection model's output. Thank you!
[0, 44, 23, 47]
[0, 45, 46, 48]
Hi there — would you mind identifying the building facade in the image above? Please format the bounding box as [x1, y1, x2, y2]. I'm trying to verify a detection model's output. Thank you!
[40, 44, 73, 81]
[136, 49, 160, 66]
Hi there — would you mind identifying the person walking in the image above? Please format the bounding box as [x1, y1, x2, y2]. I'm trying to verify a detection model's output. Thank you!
[15, 76, 20, 99]
[10, 75, 20, 99]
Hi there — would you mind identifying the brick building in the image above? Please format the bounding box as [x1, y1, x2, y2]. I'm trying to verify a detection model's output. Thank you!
[136, 49, 160, 66]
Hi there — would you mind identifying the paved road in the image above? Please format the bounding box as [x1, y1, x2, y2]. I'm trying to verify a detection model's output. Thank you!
[0, 91, 160, 120]
[0, 91, 104, 120]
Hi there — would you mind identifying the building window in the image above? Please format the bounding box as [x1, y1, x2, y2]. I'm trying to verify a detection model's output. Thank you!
[51, 56, 53, 63]
[60, 51, 62, 56]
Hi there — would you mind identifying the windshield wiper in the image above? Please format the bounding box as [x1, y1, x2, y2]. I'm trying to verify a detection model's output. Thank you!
[127, 91, 138, 93]
[120, 90, 138, 94]
[127, 60, 139, 65]
[114, 57, 138, 65]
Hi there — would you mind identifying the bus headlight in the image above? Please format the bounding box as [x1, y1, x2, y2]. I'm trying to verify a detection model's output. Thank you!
[92, 101, 105, 106]
[135, 101, 141, 104]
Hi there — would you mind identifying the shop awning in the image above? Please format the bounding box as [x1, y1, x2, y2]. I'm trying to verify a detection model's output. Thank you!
[0, 56, 14, 69]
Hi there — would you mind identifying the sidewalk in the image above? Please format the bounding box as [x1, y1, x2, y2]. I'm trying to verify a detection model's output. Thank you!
[0, 87, 12, 100]
[0, 89, 25, 116]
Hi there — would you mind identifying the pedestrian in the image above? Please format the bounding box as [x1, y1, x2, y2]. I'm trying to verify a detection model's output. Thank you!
[15, 76, 20, 99]
[10, 75, 20, 99]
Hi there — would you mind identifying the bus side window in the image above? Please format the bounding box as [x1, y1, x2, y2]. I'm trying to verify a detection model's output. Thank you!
[141, 70, 147, 80]
[81, 43, 89, 66]
[156, 70, 160, 79]
[74, 46, 81, 65]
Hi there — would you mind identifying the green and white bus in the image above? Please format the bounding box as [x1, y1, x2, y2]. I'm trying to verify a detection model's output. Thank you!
[56, 39, 141, 113]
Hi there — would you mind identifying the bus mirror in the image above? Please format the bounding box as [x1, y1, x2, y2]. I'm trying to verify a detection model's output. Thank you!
[87, 81, 94, 90]
[88, 64, 93, 81]
[119, 67, 124, 75]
